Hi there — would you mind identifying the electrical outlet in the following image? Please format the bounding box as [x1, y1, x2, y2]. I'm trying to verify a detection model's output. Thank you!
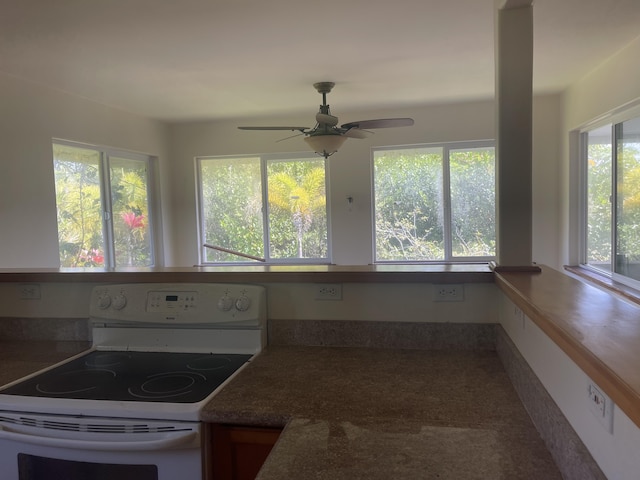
[587, 380, 614, 434]
[315, 283, 342, 301]
[514, 306, 525, 329]
[433, 284, 464, 302]
[18, 284, 41, 300]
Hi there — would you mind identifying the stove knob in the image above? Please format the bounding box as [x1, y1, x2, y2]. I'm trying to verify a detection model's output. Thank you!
[217, 296, 234, 312]
[112, 293, 127, 310]
[97, 294, 111, 309]
[235, 296, 251, 312]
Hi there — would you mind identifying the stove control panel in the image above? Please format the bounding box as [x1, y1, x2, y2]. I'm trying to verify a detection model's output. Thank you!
[147, 290, 197, 313]
[89, 283, 266, 326]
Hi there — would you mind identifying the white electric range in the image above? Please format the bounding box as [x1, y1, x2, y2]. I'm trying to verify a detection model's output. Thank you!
[0, 283, 266, 480]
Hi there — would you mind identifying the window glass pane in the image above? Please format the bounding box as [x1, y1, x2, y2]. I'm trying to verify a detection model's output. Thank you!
[586, 125, 612, 272]
[110, 156, 153, 267]
[267, 158, 327, 259]
[53, 144, 105, 267]
[615, 118, 640, 280]
[374, 147, 444, 261]
[450, 147, 495, 257]
[200, 157, 264, 262]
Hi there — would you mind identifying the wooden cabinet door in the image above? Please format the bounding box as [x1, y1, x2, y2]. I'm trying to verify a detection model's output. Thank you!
[207, 424, 282, 480]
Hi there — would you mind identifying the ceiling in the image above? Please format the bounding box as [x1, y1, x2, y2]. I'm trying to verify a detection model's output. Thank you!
[2, 0, 640, 123]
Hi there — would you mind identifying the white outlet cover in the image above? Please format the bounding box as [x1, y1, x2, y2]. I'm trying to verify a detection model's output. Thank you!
[433, 284, 464, 302]
[587, 380, 614, 434]
[18, 283, 41, 300]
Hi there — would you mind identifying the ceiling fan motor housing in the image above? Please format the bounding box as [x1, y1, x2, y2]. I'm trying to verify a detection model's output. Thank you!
[313, 82, 335, 94]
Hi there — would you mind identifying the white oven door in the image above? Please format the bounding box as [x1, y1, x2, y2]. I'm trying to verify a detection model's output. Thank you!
[0, 413, 203, 480]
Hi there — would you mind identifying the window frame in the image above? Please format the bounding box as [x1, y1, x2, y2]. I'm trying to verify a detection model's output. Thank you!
[195, 152, 332, 265]
[371, 140, 496, 264]
[577, 102, 640, 290]
[52, 139, 158, 269]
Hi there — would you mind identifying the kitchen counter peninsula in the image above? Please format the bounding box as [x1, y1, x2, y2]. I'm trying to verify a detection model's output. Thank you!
[201, 345, 562, 479]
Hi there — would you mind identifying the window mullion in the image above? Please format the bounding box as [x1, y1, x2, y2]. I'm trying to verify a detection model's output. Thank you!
[261, 157, 271, 262]
[442, 146, 453, 261]
[324, 157, 333, 262]
[577, 132, 589, 265]
[195, 158, 207, 264]
[101, 153, 116, 269]
[610, 124, 618, 274]
[141, 158, 156, 267]
[611, 123, 619, 274]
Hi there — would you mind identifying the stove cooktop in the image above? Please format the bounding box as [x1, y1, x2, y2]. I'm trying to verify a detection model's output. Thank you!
[0, 351, 252, 404]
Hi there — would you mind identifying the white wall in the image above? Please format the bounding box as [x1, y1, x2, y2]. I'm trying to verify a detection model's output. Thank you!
[499, 292, 640, 480]
[564, 36, 640, 131]
[0, 73, 171, 268]
[0, 281, 498, 324]
[560, 36, 640, 266]
[0, 68, 564, 269]
[168, 100, 497, 266]
[168, 96, 564, 267]
[532, 93, 562, 268]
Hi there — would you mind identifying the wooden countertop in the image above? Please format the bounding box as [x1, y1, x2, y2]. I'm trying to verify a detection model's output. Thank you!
[495, 265, 640, 427]
[0, 264, 493, 284]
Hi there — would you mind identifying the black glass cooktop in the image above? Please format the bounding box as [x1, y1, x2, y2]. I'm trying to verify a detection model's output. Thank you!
[0, 351, 252, 403]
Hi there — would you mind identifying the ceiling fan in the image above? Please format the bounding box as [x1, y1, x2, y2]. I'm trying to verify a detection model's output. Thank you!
[238, 82, 414, 158]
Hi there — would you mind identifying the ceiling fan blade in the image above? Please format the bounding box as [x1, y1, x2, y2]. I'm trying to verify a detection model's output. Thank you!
[316, 113, 339, 127]
[276, 132, 305, 142]
[341, 118, 414, 130]
[343, 128, 371, 139]
[238, 126, 309, 132]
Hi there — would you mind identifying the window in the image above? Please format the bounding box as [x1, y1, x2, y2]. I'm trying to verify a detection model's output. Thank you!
[197, 154, 329, 264]
[52, 141, 156, 268]
[582, 113, 640, 286]
[373, 141, 495, 262]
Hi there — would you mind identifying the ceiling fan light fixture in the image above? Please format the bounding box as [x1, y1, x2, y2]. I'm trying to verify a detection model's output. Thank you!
[304, 134, 348, 158]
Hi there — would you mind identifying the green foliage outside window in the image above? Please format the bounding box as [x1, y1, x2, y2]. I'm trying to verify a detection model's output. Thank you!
[267, 159, 327, 259]
[110, 157, 151, 267]
[374, 145, 495, 261]
[585, 122, 640, 281]
[615, 126, 640, 278]
[53, 143, 152, 268]
[587, 141, 612, 266]
[450, 148, 496, 257]
[375, 148, 444, 260]
[199, 156, 328, 263]
[53, 145, 105, 267]
[200, 157, 264, 263]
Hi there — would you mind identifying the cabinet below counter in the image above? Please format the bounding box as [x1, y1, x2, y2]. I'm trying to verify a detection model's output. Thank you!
[204, 424, 282, 480]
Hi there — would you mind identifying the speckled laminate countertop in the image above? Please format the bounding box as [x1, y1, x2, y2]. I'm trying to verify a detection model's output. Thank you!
[201, 346, 562, 480]
[0, 341, 91, 386]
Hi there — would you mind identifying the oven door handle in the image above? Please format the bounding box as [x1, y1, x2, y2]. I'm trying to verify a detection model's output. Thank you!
[0, 425, 198, 451]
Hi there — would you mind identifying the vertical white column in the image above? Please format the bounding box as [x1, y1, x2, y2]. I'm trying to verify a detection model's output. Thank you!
[494, 0, 539, 270]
